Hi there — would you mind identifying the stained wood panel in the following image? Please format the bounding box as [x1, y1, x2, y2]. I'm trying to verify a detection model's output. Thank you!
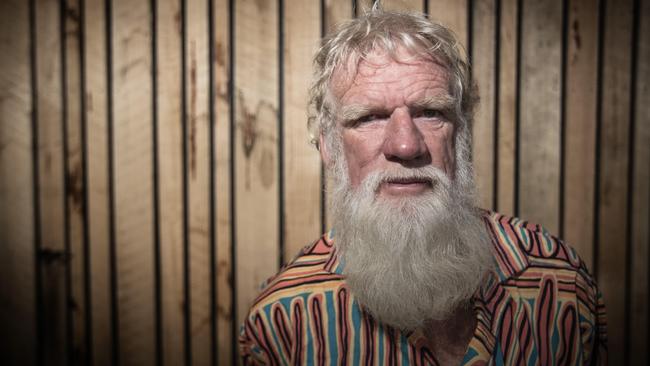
[84, 0, 113, 364]
[598, 0, 634, 363]
[0, 0, 36, 364]
[234, 0, 280, 328]
[380, 0, 423, 12]
[496, 0, 517, 217]
[156, 0, 185, 364]
[323, 0, 354, 234]
[629, 1, 650, 362]
[564, 0, 598, 268]
[283, 0, 322, 261]
[471, 0, 496, 209]
[325, 0, 355, 32]
[358, 0, 423, 13]
[519, 0, 562, 234]
[63, 0, 89, 362]
[0, 1, 648, 364]
[185, 0, 212, 363]
[112, 0, 156, 363]
[213, 0, 234, 364]
[427, 0, 468, 49]
[34, 0, 68, 363]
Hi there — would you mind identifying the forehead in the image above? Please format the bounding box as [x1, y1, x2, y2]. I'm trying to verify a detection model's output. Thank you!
[330, 48, 450, 106]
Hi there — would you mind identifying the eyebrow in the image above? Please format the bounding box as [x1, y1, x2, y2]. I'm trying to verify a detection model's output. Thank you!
[338, 94, 456, 124]
[408, 94, 455, 111]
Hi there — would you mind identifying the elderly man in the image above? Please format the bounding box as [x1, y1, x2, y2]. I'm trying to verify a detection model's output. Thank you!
[240, 10, 606, 365]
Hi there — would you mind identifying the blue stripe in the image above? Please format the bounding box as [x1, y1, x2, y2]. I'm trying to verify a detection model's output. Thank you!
[351, 300, 362, 365]
[400, 333, 410, 365]
[325, 291, 339, 366]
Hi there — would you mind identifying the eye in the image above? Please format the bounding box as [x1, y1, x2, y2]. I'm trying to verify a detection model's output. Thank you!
[355, 114, 388, 124]
[415, 109, 444, 119]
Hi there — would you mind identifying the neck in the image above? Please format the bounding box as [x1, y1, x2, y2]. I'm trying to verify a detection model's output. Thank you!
[422, 304, 477, 362]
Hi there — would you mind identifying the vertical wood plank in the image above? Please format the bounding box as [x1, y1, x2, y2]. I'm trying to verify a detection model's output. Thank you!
[112, 0, 156, 363]
[380, 0, 424, 12]
[496, 0, 517, 217]
[563, 0, 598, 267]
[185, 0, 212, 363]
[156, 0, 185, 364]
[427, 0, 468, 49]
[598, 0, 634, 362]
[323, 0, 354, 232]
[629, 1, 650, 363]
[213, 0, 233, 364]
[283, 0, 322, 260]
[471, 0, 495, 210]
[234, 0, 279, 334]
[0, 0, 36, 364]
[34, 0, 68, 363]
[356, 0, 373, 14]
[519, 0, 562, 234]
[324, 0, 355, 33]
[63, 0, 88, 362]
[84, 0, 113, 364]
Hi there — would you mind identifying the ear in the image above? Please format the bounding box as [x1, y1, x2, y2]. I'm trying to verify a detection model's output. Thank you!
[319, 133, 332, 167]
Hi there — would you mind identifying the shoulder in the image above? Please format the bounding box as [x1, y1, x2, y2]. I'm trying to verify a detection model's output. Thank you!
[245, 233, 345, 318]
[479, 211, 607, 362]
[480, 210, 596, 288]
[239, 234, 347, 364]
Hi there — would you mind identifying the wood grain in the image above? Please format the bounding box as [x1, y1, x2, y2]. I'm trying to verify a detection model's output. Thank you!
[629, 1, 650, 363]
[213, 0, 233, 364]
[380, 0, 424, 12]
[427, 0, 468, 50]
[283, 0, 322, 261]
[185, 0, 212, 363]
[34, 0, 68, 363]
[323, 0, 354, 234]
[325, 0, 355, 33]
[496, 0, 517, 217]
[563, 0, 598, 268]
[63, 0, 88, 361]
[234, 0, 280, 335]
[597, 0, 634, 363]
[2, 1, 649, 363]
[112, 0, 156, 363]
[156, 0, 185, 364]
[84, 0, 113, 364]
[471, 0, 495, 210]
[519, 0, 562, 234]
[0, 0, 36, 364]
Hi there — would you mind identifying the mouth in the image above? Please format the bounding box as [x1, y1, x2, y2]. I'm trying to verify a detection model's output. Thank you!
[379, 177, 434, 195]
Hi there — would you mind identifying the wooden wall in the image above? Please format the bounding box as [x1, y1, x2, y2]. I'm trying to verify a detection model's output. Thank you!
[0, 0, 648, 364]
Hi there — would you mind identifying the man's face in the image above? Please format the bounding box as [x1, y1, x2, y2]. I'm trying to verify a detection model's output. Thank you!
[325, 48, 456, 199]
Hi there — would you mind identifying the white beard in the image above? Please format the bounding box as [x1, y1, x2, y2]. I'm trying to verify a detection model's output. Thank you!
[329, 147, 494, 331]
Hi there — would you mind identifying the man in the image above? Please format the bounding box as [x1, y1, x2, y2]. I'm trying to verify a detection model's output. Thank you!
[240, 9, 606, 365]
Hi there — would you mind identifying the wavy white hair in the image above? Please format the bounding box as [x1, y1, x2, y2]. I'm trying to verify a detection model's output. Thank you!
[308, 8, 477, 161]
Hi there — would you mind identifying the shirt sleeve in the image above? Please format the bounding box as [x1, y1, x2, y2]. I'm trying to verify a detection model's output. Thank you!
[239, 316, 270, 365]
[576, 272, 608, 365]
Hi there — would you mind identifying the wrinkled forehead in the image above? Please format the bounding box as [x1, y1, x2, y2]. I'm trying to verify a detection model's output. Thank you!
[329, 46, 450, 101]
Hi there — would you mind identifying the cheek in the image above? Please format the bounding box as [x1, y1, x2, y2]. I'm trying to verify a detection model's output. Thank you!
[341, 133, 380, 185]
[426, 126, 456, 173]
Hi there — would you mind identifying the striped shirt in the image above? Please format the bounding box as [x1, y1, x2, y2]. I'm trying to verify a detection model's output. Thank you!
[239, 211, 607, 365]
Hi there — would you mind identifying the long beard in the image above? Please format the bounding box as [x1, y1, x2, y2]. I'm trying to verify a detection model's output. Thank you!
[329, 155, 494, 331]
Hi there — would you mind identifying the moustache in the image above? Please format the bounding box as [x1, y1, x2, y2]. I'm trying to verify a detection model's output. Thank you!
[359, 166, 451, 193]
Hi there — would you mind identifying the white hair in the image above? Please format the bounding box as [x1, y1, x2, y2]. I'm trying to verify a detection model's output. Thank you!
[308, 9, 477, 154]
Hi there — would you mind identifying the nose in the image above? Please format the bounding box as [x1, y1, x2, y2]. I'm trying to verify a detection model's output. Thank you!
[383, 108, 428, 163]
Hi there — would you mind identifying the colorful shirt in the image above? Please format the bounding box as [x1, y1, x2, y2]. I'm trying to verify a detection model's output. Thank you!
[239, 211, 607, 365]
